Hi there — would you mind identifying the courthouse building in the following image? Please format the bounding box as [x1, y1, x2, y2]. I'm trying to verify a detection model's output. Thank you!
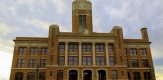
[10, 0, 156, 80]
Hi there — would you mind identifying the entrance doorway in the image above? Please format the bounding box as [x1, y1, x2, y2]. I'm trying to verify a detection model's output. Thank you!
[69, 70, 78, 80]
[83, 70, 92, 80]
[98, 70, 106, 80]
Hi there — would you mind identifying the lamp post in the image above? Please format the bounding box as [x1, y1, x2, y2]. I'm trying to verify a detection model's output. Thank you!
[36, 64, 39, 80]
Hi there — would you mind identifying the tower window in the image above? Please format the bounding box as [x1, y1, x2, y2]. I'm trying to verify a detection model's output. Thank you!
[79, 15, 86, 32]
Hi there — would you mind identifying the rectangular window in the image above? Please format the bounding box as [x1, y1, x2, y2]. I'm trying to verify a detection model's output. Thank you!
[133, 72, 141, 80]
[41, 48, 48, 55]
[40, 59, 46, 68]
[28, 59, 37, 68]
[18, 47, 27, 54]
[69, 43, 78, 52]
[112, 70, 118, 79]
[17, 58, 25, 67]
[69, 56, 78, 66]
[96, 56, 105, 66]
[128, 72, 131, 80]
[109, 56, 115, 66]
[58, 56, 65, 65]
[79, 15, 86, 32]
[39, 72, 46, 80]
[125, 48, 128, 55]
[30, 47, 39, 55]
[82, 56, 92, 65]
[140, 48, 147, 56]
[96, 43, 105, 52]
[82, 43, 91, 52]
[27, 72, 35, 80]
[131, 59, 139, 67]
[144, 72, 151, 80]
[142, 59, 149, 67]
[108, 43, 114, 55]
[129, 48, 137, 56]
[59, 43, 65, 52]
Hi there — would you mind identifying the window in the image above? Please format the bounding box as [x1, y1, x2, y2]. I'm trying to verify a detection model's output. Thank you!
[82, 56, 91, 65]
[140, 48, 147, 56]
[126, 59, 129, 67]
[59, 43, 65, 52]
[142, 59, 149, 67]
[39, 72, 46, 80]
[15, 72, 23, 80]
[125, 48, 128, 55]
[41, 48, 48, 55]
[27, 72, 35, 80]
[69, 43, 78, 52]
[109, 56, 115, 66]
[40, 59, 46, 68]
[30, 47, 38, 55]
[28, 59, 37, 68]
[82, 43, 91, 52]
[108, 43, 114, 55]
[133, 72, 141, 80]
[79, 15, 86, 32]
[131, 59, 139, 67]
[129, 48, 137, 56]
[18, 47, 26, 54]
[17, 58, 25, 68]
[96, 43, 105, 52]
[112, 70, 117, 79]
[69, 56, 78, 66]
[96, 56, 105, 66]
[128, 72, 131, 80]
[58, 56, 65, 65]
[144, 72, 151, 80]
[57, 70, 63, 80]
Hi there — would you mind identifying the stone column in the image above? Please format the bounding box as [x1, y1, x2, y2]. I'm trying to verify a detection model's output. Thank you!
[79, 42, 82, 66]
[105, 42, 109, 66]
[92, 42, 96, 66]
[65, 42, 68, 66]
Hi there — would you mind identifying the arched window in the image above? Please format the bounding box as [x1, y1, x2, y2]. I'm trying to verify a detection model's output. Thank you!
[98, 70, 106, 80]
[15, 72, 23, 80]
[69, 70, 78, 80]
[83, 70, 92, 80]
[57, 70, 63, 80]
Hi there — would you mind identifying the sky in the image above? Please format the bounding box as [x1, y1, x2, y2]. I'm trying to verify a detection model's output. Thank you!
[0, 0, 163, 80]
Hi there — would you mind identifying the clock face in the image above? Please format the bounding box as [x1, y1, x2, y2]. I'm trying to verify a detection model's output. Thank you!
[79, 3, 87, 9]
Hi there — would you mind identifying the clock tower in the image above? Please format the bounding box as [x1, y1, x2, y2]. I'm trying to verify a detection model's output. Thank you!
[72, 0, 93, 33]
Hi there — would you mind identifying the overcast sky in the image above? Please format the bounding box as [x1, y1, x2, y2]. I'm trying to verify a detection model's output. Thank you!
[0, 0, 163, 80]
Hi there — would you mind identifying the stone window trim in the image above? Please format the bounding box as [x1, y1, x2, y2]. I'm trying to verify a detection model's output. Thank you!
[17, 58, 26, 68]
[18, 47, 27, 55]
[41, 47, 48, 55]
[68, 43, 79, 52]
[28, 59, 37, 68]
[95, 43, 105, 52]
[82, 43, 92, 52]
[59, 43, 65, 52]
[40, 59, 46, 68]
[30, 47, 39, 55]
[140, 48, 148, 56]
[129, 48, 137, 56]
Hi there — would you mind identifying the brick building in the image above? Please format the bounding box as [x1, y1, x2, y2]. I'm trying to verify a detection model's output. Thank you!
[10, 0, 156, 80]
